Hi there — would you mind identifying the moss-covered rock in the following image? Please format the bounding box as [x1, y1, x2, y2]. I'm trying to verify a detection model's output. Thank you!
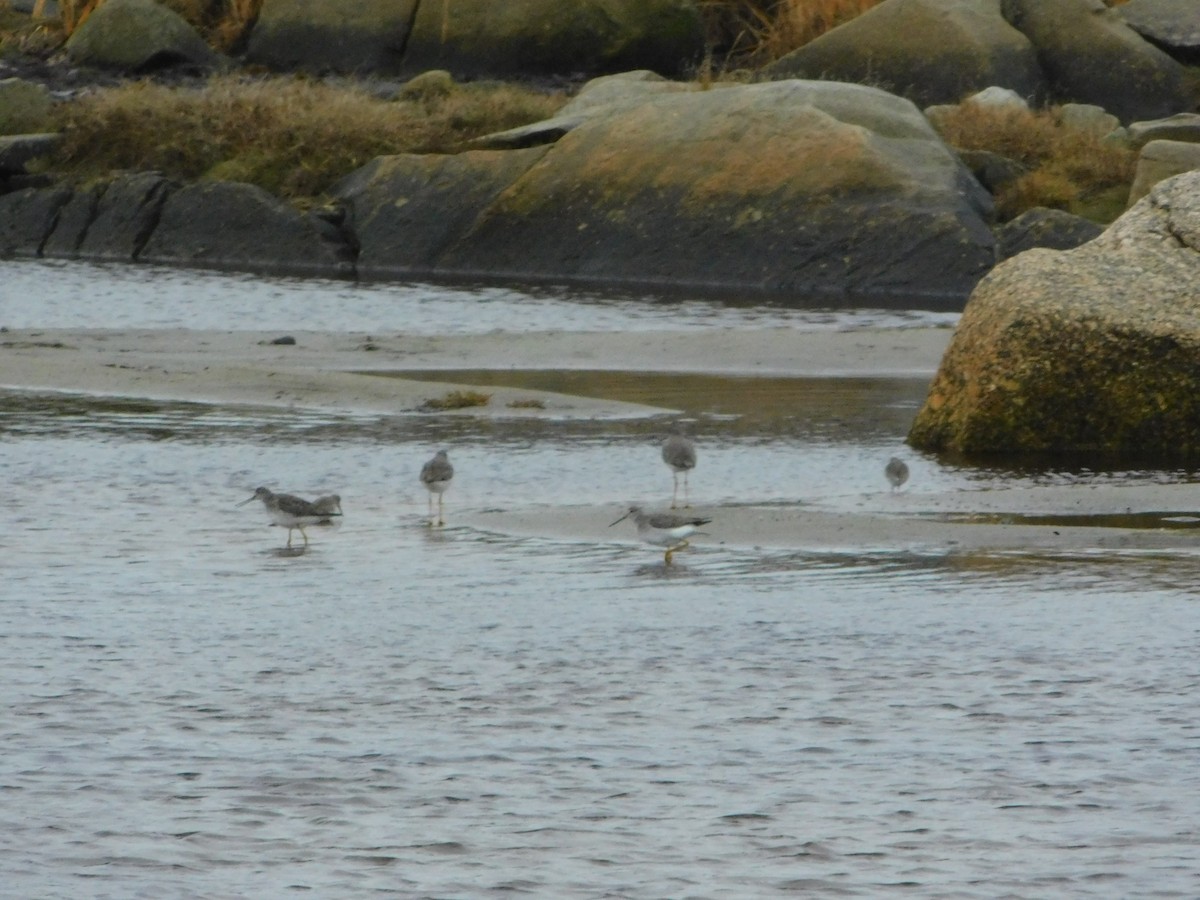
[65, 0, 221, 71]
[909, 170, 1200, 462]
[0, 78, 53, 135]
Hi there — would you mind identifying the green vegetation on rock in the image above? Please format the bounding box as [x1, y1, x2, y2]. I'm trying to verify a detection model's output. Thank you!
[45, 74, 567, 201]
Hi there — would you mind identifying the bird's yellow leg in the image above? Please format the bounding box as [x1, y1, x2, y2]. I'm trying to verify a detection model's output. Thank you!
[286, 528, 294, 548]
[300, 526, 309, 547]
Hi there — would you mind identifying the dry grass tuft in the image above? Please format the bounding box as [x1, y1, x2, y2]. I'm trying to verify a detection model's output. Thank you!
[49, 74, 567, 200]
[421, 390, 492, 411]
[507, 398, 547, 409]
[698, 0, 883, 66]
[929, 101, 1136, 222]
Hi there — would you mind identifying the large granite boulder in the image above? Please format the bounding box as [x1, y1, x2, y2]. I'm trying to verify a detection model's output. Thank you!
[333, 77, 996, 301]
[139, 181, 354, 276]
[244, 0, 418, 74]
[402, 0, 704, 79]
[909, 171, 1200, 461]
[65, 0, 222, 71]
[1001, 0, 1192, 123]
[1126, 139, 1200, 205]
[245, 0, 703, 78]
[766, 0, 1042, 108]
[1119, 0, 1200, 63]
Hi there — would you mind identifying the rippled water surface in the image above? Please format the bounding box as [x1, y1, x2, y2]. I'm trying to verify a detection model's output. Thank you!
[3, 262, 1199, 898]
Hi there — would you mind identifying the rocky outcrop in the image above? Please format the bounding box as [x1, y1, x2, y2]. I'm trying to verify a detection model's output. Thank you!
[1126, 139, 1200, 205]
[244, 0, 704, 79]
[65, 0, 222, 71]
[994, 207, 1103, 260]
[1119, 0, 1200, 63]
[766, 0, 1042, 109]
[1127, 113, 1200, 148]
[334, 77, 996, 300]
[909, 171, 1200, 462]
[140, 181, 355, 275]
[1001, 0, 1191, 123]
[0, 173, 353, 275]
[0, 183, 71, 255]
[332, 147, 551, 278]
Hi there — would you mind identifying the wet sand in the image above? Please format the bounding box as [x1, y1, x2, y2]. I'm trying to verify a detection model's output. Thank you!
[0, 325, 952, 408]
[4, 324, 1199, 554]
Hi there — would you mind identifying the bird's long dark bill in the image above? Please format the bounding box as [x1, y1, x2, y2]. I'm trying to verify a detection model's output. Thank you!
[236, 494, 258, 506]
[609, 510, 633, 527]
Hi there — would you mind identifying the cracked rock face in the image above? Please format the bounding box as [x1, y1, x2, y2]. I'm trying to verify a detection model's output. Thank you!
[909, 170, 1200, 463]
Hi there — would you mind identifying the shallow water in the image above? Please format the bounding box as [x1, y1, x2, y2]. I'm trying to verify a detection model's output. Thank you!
[3, 261, 1200, 898]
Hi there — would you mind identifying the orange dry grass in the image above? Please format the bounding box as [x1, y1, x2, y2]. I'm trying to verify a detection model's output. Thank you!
[930, 101, 1136, 221]
[49, 75, 566, 200]
[699, 0, 884, 65]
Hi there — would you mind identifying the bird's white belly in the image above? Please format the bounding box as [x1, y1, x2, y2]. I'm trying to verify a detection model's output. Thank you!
[638, 524, 695, 546]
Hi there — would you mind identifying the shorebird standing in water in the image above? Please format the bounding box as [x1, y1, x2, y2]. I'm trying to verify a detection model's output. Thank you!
[661, 425, 697, 509]
[610, 505, 711, 566]
[885, 457, 909, 492]
[420, 449, 454, 526]
[239, 487, 334, 548]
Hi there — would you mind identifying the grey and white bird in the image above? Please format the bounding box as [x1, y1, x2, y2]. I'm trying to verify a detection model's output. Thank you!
[420, 449, 454, 526]
[661, 426, 697, 509]
[610, 505, 711, 566]
[239, 486, 334, 548]
[885, 457, 909, 492]
[312, 494, 343, 524]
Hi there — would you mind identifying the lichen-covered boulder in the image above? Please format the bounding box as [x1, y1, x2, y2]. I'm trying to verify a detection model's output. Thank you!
[995, 207, 1103, 260]
[909, 171, 1200, 462]
[244, 0, 418, 74]
[1002, 0, 1192, 123]
[334, 78, 996, 300]
[139, 181, 354, 276]
[65, 0, 221, 71]
[401, 0, 704, 79]
[767, 0, 1042, 109]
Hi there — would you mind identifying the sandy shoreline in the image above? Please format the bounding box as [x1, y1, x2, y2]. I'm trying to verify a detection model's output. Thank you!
[5, 323, 1199, 555]
[0, 325, 953, 417]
